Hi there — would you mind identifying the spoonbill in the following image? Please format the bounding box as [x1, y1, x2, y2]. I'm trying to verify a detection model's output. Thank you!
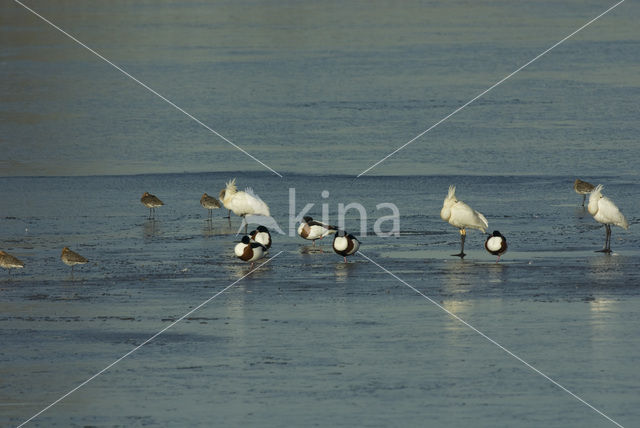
[249, 225, 272, 249]
[219, 179, 270, 233]
[61, 247, 88, 273]
[141, 192, 164, 219]
[200, 192, 221, 220]
[298, 216, 337, 246]
[485, 230, 508, 262]
[332, 230, 360, 263]
[235, 235, 267, 268]
[573, 179, 595, 207]
[0, 251, 24, 277]
[440, 185, 488, 258]
[587, 184, 628, 253]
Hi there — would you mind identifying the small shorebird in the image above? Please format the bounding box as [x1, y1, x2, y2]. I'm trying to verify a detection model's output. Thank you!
[249, 225, 272, 249]
[0, 251, 25, 277]
[141, 192, 164, 219]
[332, 230, 360, 263]
[485, 231, 508, 262]
[441, 185, 489, 258]
[219, 179, 270, 233]
[587, 185, 629, 253]
[200, 192, 221, 220]
[298, 216, 338, 246]
[574, 179, 595, 207]
[61, 247, 88, 273]
[234, 235, 267, 268]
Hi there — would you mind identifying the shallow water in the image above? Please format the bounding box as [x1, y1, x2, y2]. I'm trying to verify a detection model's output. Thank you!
[2, 0, 640, 426]
[1, 172, 639, 427]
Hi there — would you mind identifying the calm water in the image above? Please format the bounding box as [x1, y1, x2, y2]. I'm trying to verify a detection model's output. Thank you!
[2, 0, 639, 177]
[2, 0, 640, 427]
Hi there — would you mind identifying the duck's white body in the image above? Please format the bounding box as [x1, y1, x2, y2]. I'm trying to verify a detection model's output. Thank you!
[298, 216, 337, 245]
[332, 231, 360, 262]
[250, 226, 272, 249]
[220, 179, 270, 218]
[485, 231, 508, 262]
[235, 236, 267, 266]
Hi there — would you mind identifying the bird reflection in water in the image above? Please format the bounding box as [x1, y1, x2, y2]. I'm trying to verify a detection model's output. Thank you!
[143, 218, 160, 238]
[300, 245, 324, 255]
[334, 261, 356, 283]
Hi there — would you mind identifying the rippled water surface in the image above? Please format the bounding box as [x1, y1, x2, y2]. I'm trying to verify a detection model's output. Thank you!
[2, 0, 640, 427]
[1, 172, 639, 427]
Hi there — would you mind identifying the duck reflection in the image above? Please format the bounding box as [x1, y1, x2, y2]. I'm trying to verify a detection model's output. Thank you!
[334, 261, 357, 283]
[300, 245, 324, 255]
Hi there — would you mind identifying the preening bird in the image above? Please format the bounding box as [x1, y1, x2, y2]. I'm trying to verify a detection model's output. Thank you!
[297, 216, 337, 246]
[249, 225, 272, 249]
[440, 185, 488, 258]
[61, 247, 88, 273]
[332, 230, 360, 263]
[574, 179, 595, 207]
[485, 231, 508, 262]
[0, 251, 25, 277]
[587, 185, 629, 253]
[234, 235, 267, 268]
[219, 179, 270, 233]
[200, 192, 221, 220]
[141, 192, 164, 219]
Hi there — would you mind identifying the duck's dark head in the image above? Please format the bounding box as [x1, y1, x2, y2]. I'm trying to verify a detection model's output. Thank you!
[241, 236, 251, 244]
[303, 216, 313, 223]
[257, 225, 269, 233]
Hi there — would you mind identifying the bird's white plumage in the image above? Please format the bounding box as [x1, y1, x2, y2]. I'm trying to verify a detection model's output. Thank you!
[486, 236, 503, 252]
[588, 185, 628, 229]
[440, 185, 488, 232]
[234, 240, 267, 262]
[253, 232, 270, 248]
[234, 242, 246, 257]
[298, 222, 336, 241]
[333, 235, 349, 251]
[221, 179, 270, 217]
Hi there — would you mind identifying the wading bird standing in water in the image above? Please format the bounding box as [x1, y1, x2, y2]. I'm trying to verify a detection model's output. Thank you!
[219, 179, 271, 234]
[0, 251, 24, 277]
[61, 247, 88, 274]
[441, 185, 488, 258]
[574, 179, 595, 207]
[141, 192, 164, 219]
[200, 192, 221, 220]
[588, 185, 628, 253]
